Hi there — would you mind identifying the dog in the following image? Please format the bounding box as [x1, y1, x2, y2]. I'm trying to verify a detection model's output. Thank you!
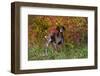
[45, 25, 65, 54]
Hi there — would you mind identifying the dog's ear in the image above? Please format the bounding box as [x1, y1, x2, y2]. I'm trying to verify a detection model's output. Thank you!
[56, 26, 60, 31]
[62, 26, 65, 31]
[60, 26, 65, 32]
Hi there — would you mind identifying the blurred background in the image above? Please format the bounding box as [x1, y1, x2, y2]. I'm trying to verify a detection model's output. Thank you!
[28, 15, 88, 60]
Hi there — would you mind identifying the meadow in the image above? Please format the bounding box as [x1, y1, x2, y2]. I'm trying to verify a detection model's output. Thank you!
[28, 15, 88, 60]
[28, 43, 87, 60]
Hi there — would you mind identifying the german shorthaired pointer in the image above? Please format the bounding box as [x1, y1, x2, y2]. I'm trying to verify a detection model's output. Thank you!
[45, 26, 65, 54]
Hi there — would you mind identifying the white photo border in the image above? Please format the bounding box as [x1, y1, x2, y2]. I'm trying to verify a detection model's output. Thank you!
[20, 6, 95, 70]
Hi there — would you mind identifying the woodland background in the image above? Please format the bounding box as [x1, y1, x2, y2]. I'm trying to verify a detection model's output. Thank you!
[28, 15, 88, 60]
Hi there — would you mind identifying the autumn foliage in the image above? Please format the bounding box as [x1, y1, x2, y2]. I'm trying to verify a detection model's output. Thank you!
[28, 15, 88, 60]
[28, 15, 87, 48]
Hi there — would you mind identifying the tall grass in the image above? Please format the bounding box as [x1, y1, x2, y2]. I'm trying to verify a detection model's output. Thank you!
[28, 43, 88, 60]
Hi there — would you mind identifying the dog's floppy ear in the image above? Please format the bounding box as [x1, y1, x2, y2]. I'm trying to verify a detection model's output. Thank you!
[61, 26, 65, 31]
[56, 26, 60, 31]
[60, 26, 65, 32]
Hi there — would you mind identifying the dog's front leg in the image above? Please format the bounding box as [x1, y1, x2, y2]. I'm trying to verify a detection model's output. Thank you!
[45, 37, 51, 55]
[45, 42, 49, 55]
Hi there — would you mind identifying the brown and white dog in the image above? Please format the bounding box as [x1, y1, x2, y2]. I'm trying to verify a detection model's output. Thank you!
[45, 26, 65, 54]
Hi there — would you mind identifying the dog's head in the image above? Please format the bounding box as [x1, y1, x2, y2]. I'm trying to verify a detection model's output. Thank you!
[56, 25, 65, 33]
